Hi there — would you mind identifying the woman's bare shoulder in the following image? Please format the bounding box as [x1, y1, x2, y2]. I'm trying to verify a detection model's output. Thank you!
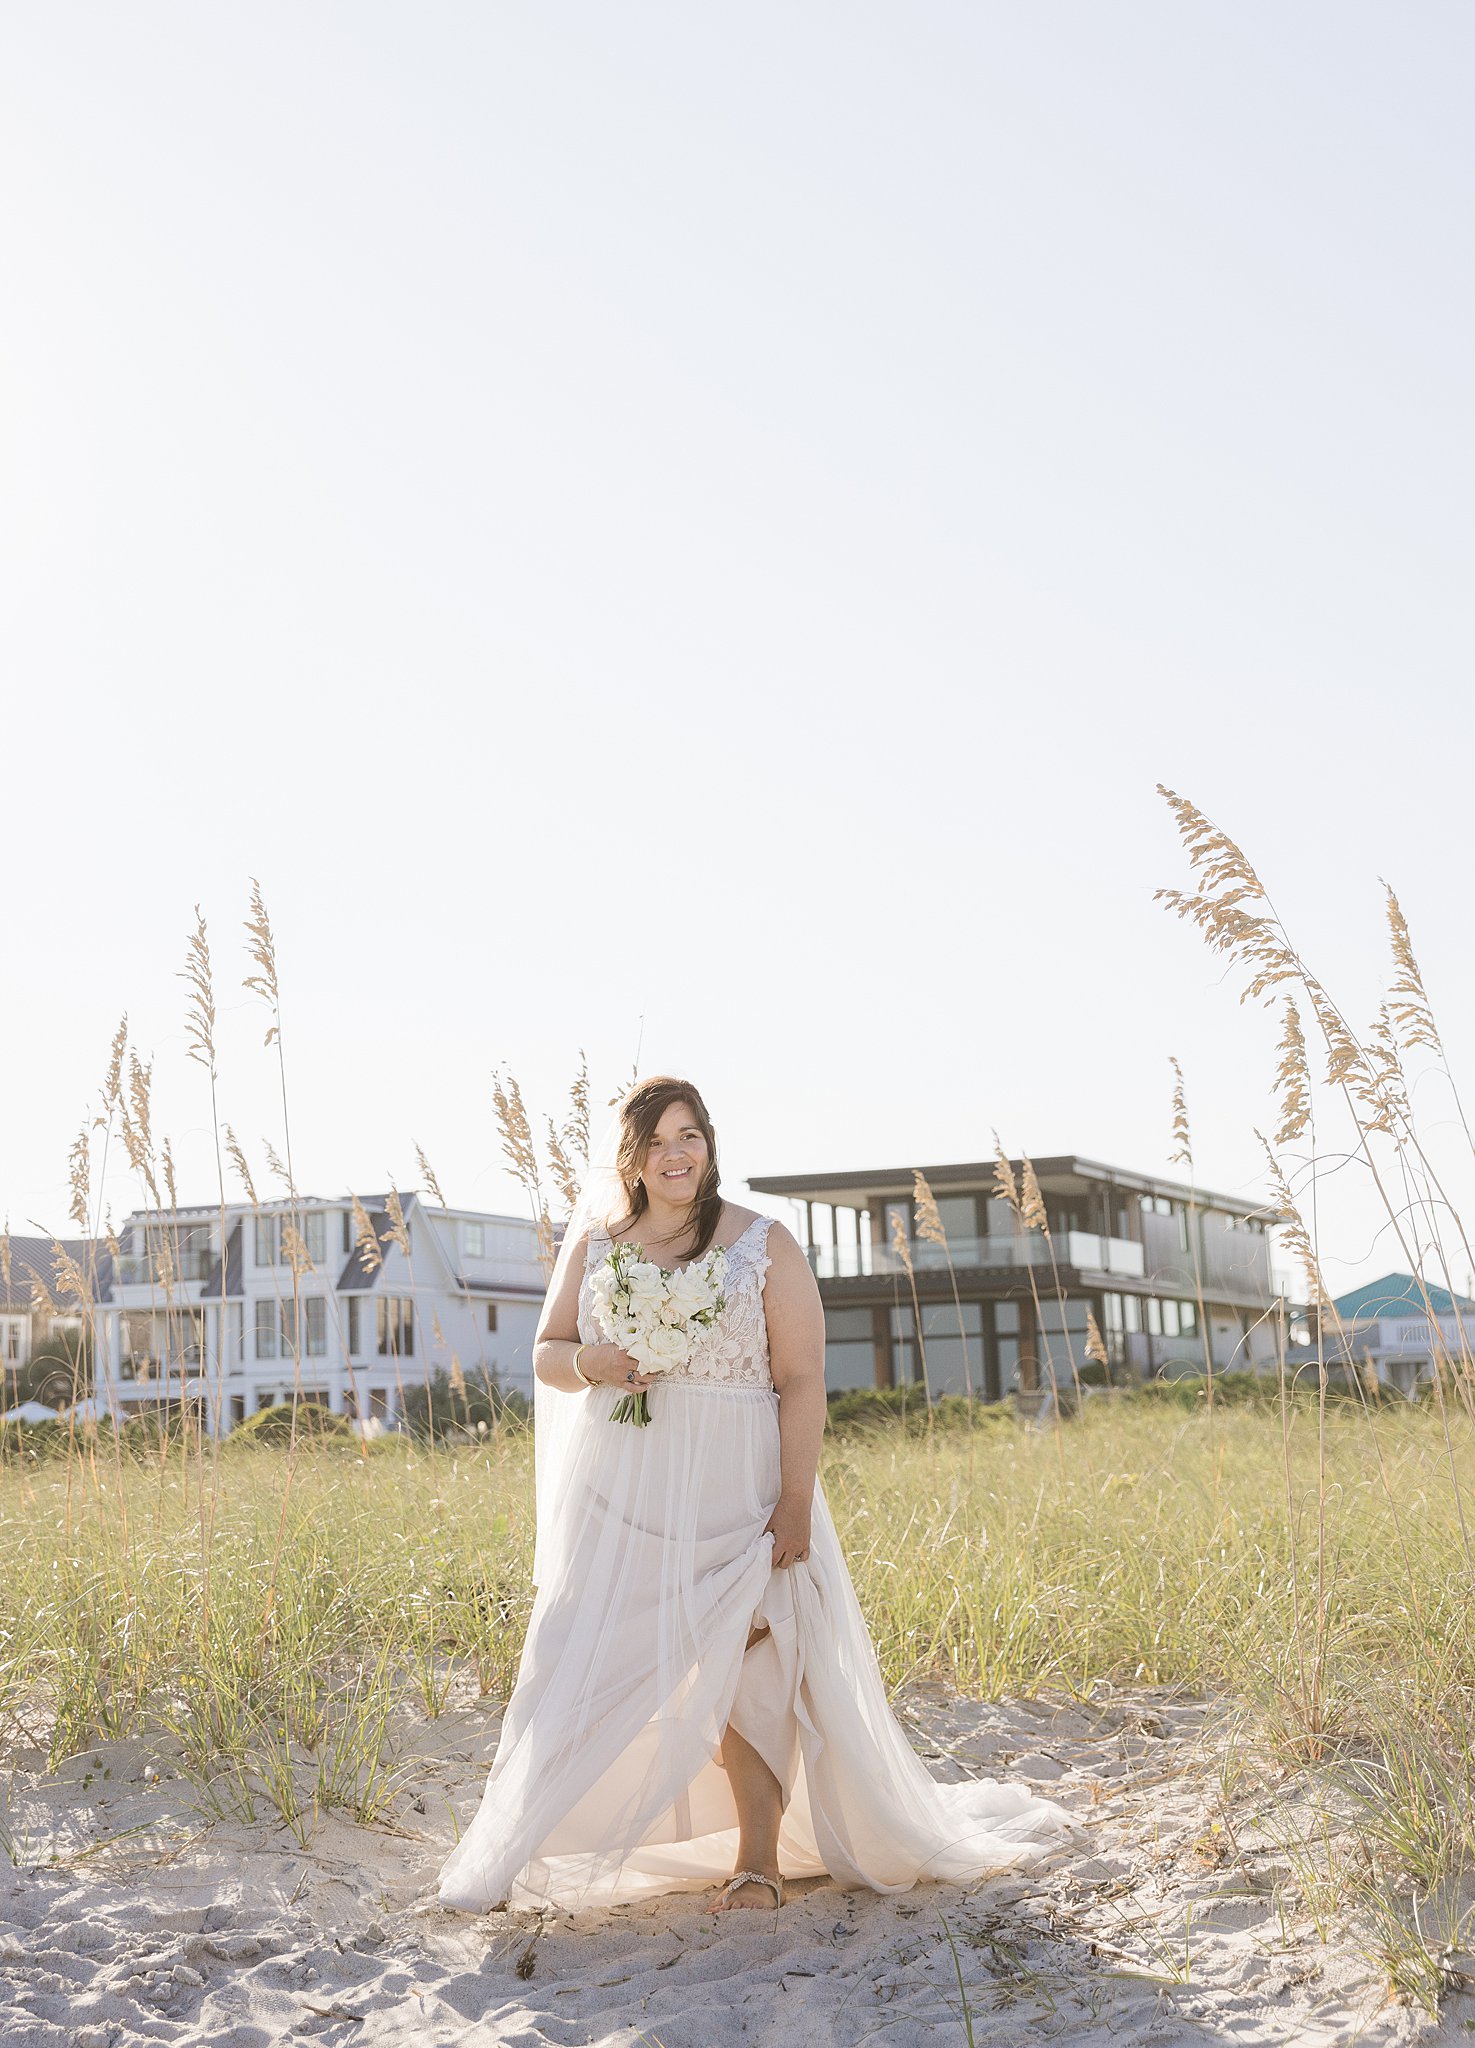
[725, 1203, 804, 1254]
[755, 1214, 806, 1258]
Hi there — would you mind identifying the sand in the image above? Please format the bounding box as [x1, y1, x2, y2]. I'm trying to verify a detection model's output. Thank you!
[1, 1676, 1467, 2046]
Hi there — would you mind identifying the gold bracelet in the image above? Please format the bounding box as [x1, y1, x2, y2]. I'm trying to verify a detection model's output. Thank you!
[571, 1344, 595, 1386]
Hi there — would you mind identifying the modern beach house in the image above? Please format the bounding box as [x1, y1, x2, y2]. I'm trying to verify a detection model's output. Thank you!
[70, 1193, 546, 1434]
[747, 1154, 1284, 1399]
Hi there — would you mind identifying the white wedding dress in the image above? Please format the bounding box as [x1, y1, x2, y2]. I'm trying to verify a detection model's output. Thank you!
[436, 1216, 1076, 1914]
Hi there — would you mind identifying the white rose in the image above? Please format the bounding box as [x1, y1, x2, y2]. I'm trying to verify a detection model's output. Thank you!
[627, 1323, 690, 1374]
[664, 1263, 721, 1321]
[624, 1260, 667, 1305]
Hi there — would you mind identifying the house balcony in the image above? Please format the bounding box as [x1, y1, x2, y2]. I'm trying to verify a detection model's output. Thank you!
[117, 1250, 216, 1287]
[1369, 1315, 1471, 1357]
[808, 1232, 1147, 1283]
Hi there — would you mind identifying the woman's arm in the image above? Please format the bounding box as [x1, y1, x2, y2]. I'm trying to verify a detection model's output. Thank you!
[533, 1230, 653, 1393]
[761, 1220, 828, 1567]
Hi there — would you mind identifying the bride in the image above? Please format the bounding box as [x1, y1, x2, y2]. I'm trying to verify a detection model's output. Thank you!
[437, 1076, 1076, 1917]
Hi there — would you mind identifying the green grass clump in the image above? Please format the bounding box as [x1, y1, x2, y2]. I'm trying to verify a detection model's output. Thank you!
[824, 1388, 1016, 1436]
[226, 1399, 353, 1447]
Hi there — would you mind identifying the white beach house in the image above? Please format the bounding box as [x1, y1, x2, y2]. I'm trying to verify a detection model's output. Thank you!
[1290, 1273, 1475, 1398]
[88, 1193, 546, 1434]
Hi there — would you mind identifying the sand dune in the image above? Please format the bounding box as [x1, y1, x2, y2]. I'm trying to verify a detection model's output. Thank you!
[1, 1680, 1462, 2045]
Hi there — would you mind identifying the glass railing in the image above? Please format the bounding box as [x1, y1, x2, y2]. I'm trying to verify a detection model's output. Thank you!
[807, 1236, 1042, 1280]
[806, 1232, 1146, 1281]
[1066, 1231, 1146, 1277]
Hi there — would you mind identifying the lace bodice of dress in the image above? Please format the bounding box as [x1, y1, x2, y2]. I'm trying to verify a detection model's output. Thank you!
[578, 1216, 776, 1389]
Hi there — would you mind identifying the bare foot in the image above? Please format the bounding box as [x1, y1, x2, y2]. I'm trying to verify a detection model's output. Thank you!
[706, 1870, 781, 1914]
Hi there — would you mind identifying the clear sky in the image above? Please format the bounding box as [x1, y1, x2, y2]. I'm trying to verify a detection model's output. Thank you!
[3, 3, 1472, 1297]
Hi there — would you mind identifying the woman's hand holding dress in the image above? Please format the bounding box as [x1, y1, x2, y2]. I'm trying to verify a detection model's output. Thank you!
[760, 1224, 826, 1568]
[764, 1492, 811, 1567]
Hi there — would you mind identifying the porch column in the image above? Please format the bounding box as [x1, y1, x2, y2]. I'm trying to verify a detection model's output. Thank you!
[97, 1308, 123, 1418]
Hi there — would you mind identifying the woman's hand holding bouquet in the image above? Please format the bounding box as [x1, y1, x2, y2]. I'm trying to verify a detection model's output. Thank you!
[587, 1242, 728, 1424]
[574, 1341, 654, 1390]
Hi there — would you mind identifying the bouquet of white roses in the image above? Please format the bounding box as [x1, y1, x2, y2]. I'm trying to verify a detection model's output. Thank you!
[587, 1241, 728, 1425]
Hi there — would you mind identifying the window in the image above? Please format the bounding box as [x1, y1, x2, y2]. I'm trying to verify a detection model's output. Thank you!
[486, 1303, 498, 1333]
[2, 1320, 20, 1361]
[254, 1216, 277, 1266]
[303, 1212, 326, 1265]
[279, 1298, 297, 1357]
[1146, 1297, 1162, 1336]
[347, 1296, 361, 1356]
[377, 1296, 414, 1357]
[883, 1201, 911, 1249]
[1098, 1294, 1128, 1367]
[989, 1300, 1022, 1395]
[1123, 1294, 1142, 1334]
[1161, 1299, 1180, 1338]
[254, 1298, 277, 1359]
[1179, 1300, 1199, 1338]
[463, 1221, 485, 1259]
[823, 1307, 876, 1391]
[1175, 1204, 1190, 1252]
[341, 1209, 353, 1255]
[888, 1303, 986, 1398]
[305, 1297, 327, 1357]
[1033, 1298, 1094, 1384]
[933, 1196, 977, 1245]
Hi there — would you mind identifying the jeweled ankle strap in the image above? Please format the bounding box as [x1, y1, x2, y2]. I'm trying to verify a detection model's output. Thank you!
[716, 1868, 783, 1907]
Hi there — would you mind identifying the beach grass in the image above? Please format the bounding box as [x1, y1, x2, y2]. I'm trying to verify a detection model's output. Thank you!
[12, 1395, 1474, 1742]
[6, 1397, 1475, 2010]
[8, 1400, 1475, 1875]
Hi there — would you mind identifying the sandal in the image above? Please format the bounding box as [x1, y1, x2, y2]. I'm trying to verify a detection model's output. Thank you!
[710, 1868, 783, 1910]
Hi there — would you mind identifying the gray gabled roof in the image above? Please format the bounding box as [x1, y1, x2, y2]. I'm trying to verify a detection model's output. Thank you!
[0, 1235, 114, 1311]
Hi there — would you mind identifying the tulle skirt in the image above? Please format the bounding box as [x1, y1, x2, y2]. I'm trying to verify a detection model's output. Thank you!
[436, 1382, 1075, 1913]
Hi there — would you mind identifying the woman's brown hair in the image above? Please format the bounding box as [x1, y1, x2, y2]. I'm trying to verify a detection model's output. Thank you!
[610, 1076, 722, 1260]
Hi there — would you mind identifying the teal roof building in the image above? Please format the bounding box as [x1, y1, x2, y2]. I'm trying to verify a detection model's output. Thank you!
[1332, 1274, 1475, 1323]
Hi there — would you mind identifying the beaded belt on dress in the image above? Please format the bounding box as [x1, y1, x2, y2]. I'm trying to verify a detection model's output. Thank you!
[647, 1379, 777, 1396]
